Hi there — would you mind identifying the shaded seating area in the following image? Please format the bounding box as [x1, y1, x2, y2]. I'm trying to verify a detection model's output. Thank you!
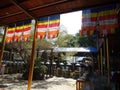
[0, 0, 119, 90]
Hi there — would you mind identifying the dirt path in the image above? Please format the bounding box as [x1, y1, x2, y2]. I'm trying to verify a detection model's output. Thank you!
[0, 74, 76, 90]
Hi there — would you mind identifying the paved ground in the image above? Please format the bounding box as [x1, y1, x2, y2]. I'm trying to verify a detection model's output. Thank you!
[0, 74, 76, 90]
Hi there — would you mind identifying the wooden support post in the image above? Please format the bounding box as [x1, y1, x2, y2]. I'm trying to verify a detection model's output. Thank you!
[100, 48, 103, 76]
[0, 26, 7, 66]
[27, 20, 37, 90]
[106, 37, 110, 84]
[9, 49, 13, 60]
[9, 1, 38, 90]
[97, 54, 100, 72]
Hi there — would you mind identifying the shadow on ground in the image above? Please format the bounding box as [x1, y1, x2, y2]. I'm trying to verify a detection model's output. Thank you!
[0, 85, 8, 88]
[0, 74, 75, 90]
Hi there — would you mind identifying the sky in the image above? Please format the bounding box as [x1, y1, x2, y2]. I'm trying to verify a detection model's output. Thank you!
[60, 10, 82, 35]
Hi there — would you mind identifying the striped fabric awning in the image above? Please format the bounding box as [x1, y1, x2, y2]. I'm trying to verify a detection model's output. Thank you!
[80, 4, 118, 36]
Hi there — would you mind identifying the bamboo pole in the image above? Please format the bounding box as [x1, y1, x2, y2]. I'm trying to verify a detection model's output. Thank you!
[106, 37, 110, 84]
[27, 20, 37, 90]
[0, 26, 7, 66]
[100, 48, 103, 76]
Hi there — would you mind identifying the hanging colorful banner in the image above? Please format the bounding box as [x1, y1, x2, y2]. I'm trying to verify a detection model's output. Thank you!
[48, 14, 60, 39]
[36, 14, 60, 40]
[6, 20, 32, 43]
[80, 4, 118, 36]
[6, 24, 15, 43]
[23, 20, 32, 41]
[36, 17, 48, 39]
[80, 9, 97, 36]
[14, 22, 23, 42]
[98, 5, 118, 35]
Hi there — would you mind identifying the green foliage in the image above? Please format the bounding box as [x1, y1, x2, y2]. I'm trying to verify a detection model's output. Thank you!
[66, 33, 96, 47]
[67, 36, 79, 47]
[54, 32, 96, 48]
[35, 57, 48, 74]
[70, 71, 76, 78]
[22, 57, 48, 80]
[39, 65, 48, 74]
[78, 35, 96, 47]
[55, 34, 74, 47]
[37, 39, 53, 50]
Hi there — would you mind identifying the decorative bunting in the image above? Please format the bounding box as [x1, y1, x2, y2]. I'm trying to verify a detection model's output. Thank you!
[14, 22, 23, 42]
[23, 20, 32, 41]
[48, 15, 60, 39]
[6, 14, 60, 43]
[80, 9, 97, 36]
[36, 17, 48, 39]
[80, 4, 118, 36]
[6, 24, 15, 43]
[36, 14, 60, 40]
[6, 20, 32, 43]
[48, 30, 59, 39]
[98, 5, 118, 35]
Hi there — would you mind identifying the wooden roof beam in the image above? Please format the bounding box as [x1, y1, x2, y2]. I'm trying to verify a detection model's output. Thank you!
[10, 0, 36, 20]
[30, 0, 71, 10]
[1, 0, 70, 20]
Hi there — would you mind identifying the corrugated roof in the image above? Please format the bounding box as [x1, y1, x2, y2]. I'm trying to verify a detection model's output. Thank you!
[53, 47, 97, 52]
